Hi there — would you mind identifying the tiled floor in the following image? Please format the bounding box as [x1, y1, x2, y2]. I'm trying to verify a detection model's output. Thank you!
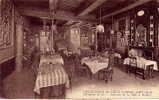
[2, 64, 159, 99]
[66, 67, 159, 98]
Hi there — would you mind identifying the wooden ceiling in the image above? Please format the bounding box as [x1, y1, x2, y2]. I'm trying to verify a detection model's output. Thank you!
[13, 0, 155, 26]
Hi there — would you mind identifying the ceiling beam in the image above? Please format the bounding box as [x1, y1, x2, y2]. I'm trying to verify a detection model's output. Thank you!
[65, 0, 106, 25]
[14, 0, 47, 2]
[78, 0, 109, 16]
[101, 0, 154, 19]
[18, 7, 97, 23]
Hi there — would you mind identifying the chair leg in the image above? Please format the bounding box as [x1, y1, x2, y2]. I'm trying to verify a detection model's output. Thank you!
[104, 73, 108, 83]
[149, 66, 153, 78]
[142, 70, 145, 80]
[150, 68, 153, 78]
[89, 70, 92, 79]
[50, 85, 66, 99]
[128, 67, 131, 75]
[98, 72, 100, 80]
[135, 67, 137, 78]
[68, 76, 72, 90]
[126, 65, 129, 73]
[40, 87, 51, 99]
[110, 70, 113, 81]
[34, 93, 41, 99]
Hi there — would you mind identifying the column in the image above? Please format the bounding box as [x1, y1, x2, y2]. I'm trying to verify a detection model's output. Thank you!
[15, 23, 23, 72]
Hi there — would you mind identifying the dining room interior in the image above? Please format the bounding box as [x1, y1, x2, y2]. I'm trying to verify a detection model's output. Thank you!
[1, 0, 159, 99]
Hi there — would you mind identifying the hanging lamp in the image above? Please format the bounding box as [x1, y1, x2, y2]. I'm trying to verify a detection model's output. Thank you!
[49, 0, 57, 53]
[96, 7, 104, 33]
[110, 16, 114, 34]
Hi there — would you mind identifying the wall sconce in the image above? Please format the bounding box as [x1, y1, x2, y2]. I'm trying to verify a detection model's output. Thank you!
[137, 10, 145, 16]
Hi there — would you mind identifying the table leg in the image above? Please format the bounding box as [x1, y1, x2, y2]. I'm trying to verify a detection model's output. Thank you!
[34, 92, 41, 99]
[142, 70, 146, 80]
[147, 65, 154, 79]
[40, 86, 51, 99]
[150, 66, 154, 78]
[50, 84, 65, 99]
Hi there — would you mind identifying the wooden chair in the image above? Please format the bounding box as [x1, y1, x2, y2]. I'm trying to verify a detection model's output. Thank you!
[128, 57, 137, 77]
[31, 52, 40, 77]
[98, 67, 113, 83]
[75, 55, 91, 78]
[98, 52, 114, 83]
[128, 57, 146, 79]
[146, 64, 154, 79]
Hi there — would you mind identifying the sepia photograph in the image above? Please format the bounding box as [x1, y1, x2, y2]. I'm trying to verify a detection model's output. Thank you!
[0, 0, 159, 99]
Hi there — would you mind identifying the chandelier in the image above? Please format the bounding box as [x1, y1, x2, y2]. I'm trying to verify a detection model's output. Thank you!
[110, 16, 114, 34]
[96, 7, 104, 33]
[49, 0, 58, 53]
[50, 0, 57, 32]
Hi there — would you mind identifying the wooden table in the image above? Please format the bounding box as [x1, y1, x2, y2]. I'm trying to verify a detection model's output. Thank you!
[81, 57, 109, 79]
[124, 57, 158, 79]
[81, 57, 109, 74]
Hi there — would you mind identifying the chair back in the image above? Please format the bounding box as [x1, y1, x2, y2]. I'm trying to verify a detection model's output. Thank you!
[129, 57, 137, 67]
[108, 52, 115, 69]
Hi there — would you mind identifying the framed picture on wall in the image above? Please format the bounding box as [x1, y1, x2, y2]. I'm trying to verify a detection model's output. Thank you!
[135, 24, 147, 46]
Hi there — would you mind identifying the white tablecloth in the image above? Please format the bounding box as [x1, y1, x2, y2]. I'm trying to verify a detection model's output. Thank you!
[39, 54, 64, 67]
[124, 57, 158, 70]
[34, 64, 70, 94]
[114, 53, 121, 58]
[81, 57, 109, 74]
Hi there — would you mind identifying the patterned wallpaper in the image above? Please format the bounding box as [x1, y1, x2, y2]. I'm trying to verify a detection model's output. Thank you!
[0, 0, 33, 63]
[0, 0, 15, 63]
[0, 0, 14, 49]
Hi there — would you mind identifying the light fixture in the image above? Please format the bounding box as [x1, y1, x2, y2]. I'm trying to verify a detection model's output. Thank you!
[137, 10, 145, 16]
[96, 7, 104, 33]
[96, 24, 104, 33]
[49, 0, 58, 53]
[110, 30, 114, 34]
[110, 16, 114, 34]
